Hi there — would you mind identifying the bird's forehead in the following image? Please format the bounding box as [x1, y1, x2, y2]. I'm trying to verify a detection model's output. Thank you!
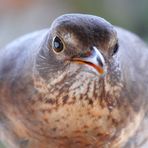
[52, 14, 112, 28]
[51, 14, 116, 43]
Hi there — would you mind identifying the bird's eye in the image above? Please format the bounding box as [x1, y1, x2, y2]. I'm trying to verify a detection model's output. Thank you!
[112, 43, 119, 55]
[52, 36, 64, 53]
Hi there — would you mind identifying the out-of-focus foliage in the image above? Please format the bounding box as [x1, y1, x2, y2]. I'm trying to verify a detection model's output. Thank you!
[0, 142, 5, 148]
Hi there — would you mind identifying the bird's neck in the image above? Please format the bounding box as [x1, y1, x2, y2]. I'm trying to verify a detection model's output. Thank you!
[34, 59, 123, 110]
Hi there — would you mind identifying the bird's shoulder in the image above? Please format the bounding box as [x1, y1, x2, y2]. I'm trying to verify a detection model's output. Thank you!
[0, 29, 49, 81]
[115, 26, 148, 83]
[115, 26, 148, 53]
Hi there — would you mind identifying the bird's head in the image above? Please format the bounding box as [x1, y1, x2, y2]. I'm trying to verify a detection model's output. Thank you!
[36, 14, 119, 81]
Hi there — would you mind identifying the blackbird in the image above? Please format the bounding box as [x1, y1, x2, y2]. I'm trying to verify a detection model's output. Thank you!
[0, 14, 148, 148]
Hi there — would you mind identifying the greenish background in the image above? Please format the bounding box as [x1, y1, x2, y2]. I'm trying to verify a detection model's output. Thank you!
[68, 0, 148, 41]
[0, 0, 147, 147]
[0, 0, 148, 49]
[0, 142, 5, 148]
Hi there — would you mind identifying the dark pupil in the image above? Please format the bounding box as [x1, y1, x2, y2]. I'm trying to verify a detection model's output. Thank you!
[53, 37, 63, 52]
[112, 43, 119, 55]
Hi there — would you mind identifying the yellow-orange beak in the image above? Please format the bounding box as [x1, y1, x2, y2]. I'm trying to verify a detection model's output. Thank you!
[70, 47, 105, 75]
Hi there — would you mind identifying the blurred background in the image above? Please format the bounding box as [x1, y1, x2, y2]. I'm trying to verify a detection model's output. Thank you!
[0, 0, 148, 49]
[0, 0, 148, 147]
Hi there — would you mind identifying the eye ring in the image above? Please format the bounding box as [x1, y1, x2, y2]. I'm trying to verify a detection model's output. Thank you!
[52, 36, 64, 53]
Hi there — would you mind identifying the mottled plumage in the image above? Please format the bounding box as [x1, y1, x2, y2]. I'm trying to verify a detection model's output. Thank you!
[0, 14, 148, 148]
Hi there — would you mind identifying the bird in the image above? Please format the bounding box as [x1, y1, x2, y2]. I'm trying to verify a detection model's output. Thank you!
[0, 13, 148, 148]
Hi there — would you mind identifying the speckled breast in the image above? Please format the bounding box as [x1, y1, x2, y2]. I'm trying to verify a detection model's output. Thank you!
[24, 71, 144, 148]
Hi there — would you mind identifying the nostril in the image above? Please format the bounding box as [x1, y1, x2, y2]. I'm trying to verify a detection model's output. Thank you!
[97, 56, 103, 67]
